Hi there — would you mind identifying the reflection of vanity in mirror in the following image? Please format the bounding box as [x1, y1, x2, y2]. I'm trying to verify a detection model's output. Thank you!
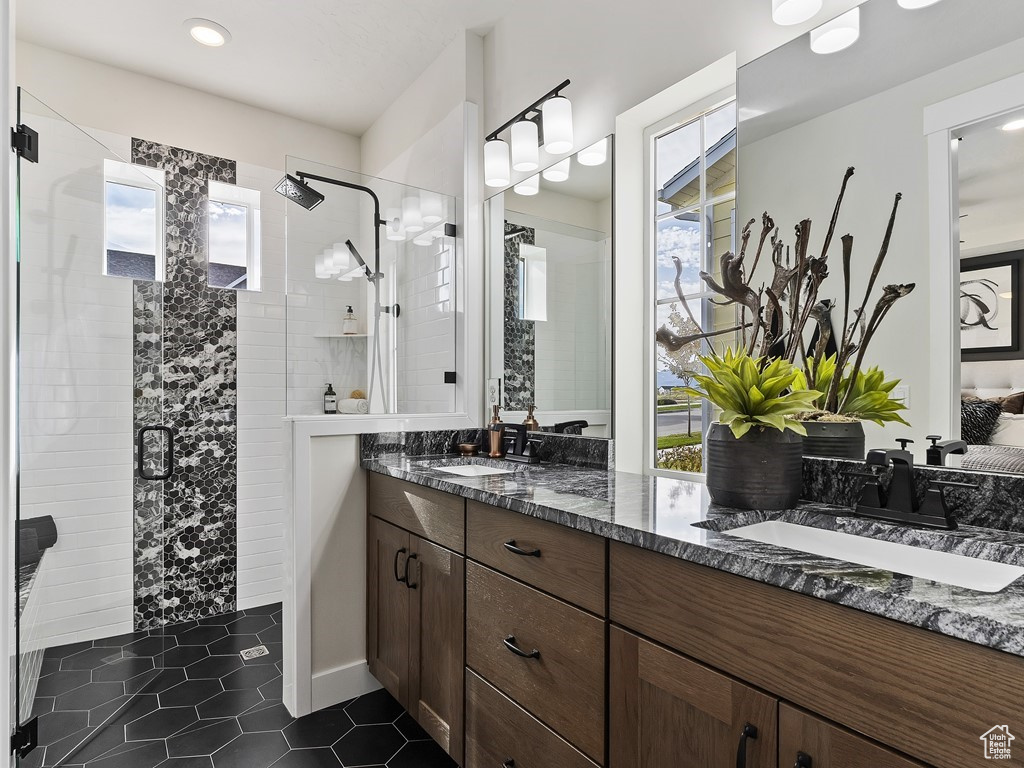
[737, 0, 1024, 473]
[485, 137, 613, 436]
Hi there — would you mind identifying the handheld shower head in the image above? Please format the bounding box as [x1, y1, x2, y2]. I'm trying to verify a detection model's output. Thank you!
[275, 173, 325, 211]
[345, 240, 382, 283]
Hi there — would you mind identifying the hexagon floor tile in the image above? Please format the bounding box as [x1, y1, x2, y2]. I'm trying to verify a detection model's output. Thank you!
[23, 604, 456, 768]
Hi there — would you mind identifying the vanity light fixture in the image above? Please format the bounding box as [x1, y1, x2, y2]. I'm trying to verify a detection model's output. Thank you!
[384, 209, 406, 241]
[771, 0, 822, 26]
[421, 194, 443, 225]
[578, 137, 609, 166]
[484, 79, 573, 188]
[402, 196, 423, 233]
[542, 157, 571, 183]
[897, 0, 943, 8]
[513, 174, 540, 196]
[1001, 118, 1024, 132]
[184, 18, 231, 47]
[810, 7, 860, 54]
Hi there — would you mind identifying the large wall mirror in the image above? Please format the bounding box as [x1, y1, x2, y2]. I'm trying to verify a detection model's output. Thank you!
[737, 0, 1024, 473]
[485, 137, 613, 436]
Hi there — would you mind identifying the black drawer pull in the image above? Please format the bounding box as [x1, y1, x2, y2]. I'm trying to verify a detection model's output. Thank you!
[503, 540, 541, 557]
[794, 752, 812, 768]
[736, 723, 758, 768]
[502, 761, 515, 768]
[503, 635, 540, 659]
[394, 547, 408, 583]
[405, 553, 419, 589]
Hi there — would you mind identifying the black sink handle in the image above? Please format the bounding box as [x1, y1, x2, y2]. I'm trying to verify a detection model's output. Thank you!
[736, 723, 758, 768]
[503, 635, 540, 659]
[504, 540, 541, 558]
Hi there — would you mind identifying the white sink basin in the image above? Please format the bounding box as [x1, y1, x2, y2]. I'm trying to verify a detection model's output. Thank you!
[727, 521, 1024, 593]
[432, 465, 514, 478]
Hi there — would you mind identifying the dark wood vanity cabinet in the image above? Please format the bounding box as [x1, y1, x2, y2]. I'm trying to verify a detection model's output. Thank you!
[367, 476, 465, 764]
[778, 705, 926, 768]
[610, 627, 777, 768]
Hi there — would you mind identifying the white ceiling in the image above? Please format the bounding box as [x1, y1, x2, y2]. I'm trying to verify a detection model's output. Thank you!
[16, 0, 509, 136]
[959, 112, 1024, 257]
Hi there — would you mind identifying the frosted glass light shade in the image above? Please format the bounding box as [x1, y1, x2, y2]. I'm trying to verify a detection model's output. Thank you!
[484, 139, 511, 187]
[315, 251, 330, 279]
[542, 157, 571, 183]
[385, 208, 405, 241]
[513, 174, 540, 196]
[578, 138, 608, 166]
[422, 194, 443, 224]
[520, 244, 547, 322]
[323, 248, 341, 275]
[772, 0, 822, 25]
[413, 233, 434, 246]
[332, 242, 352, 273]
[402, 196, 423, 233]
[542, 96, 574, 155]
[897, 0, 942, 7]
[810, 8, 860, 54]
[511, 120, 540, 172]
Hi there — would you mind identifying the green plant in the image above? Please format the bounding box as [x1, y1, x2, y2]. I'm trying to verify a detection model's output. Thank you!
[657, 433, 703, 450]
[682, 348, 821, 439]
[794, 355, 909, 426]
[657, 445, 703, 472]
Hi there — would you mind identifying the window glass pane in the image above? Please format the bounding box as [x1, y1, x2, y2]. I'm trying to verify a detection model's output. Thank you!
[208, 200, 248, 288]
[105, 181, 158, 280]
[655, 119, 701, 213]
[656, 212, 703, 313]
[705, 103, 737, 201]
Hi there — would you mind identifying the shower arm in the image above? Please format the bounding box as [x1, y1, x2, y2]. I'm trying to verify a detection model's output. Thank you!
[295, 171, 385, 282]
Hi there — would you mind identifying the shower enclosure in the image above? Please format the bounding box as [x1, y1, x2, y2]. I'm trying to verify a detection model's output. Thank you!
[282, 158, 460, 417]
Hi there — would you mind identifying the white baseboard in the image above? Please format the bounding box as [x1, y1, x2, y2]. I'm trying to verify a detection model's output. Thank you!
[310, 661, 381, 712]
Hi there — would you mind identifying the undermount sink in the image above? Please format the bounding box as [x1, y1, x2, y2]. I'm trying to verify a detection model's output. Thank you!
[431, 464, 515, 478]
[727, 521, 1024, 593]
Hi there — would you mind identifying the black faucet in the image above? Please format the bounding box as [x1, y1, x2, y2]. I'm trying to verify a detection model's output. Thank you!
[846, 439, 975, 530]
[491, 423, 541, 464]
[925, 435, 968, 466]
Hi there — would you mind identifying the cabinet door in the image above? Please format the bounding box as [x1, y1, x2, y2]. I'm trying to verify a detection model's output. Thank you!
[779, 704, 926, 768]
[408, 536, 465, 765]
[367, 516, 411, 706]
[610, 627, 777, 768]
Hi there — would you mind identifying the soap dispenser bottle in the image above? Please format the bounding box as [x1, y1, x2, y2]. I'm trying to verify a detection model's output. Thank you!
[323, 384, 338, 414]
[523, 404, 540, 431]
[342, 306, 358, 335]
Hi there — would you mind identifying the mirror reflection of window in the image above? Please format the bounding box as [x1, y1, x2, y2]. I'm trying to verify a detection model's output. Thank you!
[103, 160, 165, 281]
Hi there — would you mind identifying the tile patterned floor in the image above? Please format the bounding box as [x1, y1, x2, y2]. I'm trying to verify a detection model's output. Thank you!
[22, 604, 456, 768]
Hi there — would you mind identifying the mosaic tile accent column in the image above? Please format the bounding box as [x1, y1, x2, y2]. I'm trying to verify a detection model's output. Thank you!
[132, 139, 238, 629]
[503, 222, 536, 409]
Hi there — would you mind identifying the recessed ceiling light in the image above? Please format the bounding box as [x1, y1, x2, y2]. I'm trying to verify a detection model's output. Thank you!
[1001, 119, 1024, 132]
[810, 7, 860, 55]
[897, 0, 942, 8]
[184, 18, 231, 47]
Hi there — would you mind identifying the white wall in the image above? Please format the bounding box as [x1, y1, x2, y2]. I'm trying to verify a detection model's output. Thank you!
[16, 41, 360, 171]
[739, 37, 1024, 449]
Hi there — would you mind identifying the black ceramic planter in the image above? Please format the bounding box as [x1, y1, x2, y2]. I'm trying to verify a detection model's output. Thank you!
[801, 420, 865, 460]
[705, 422, 803, 510]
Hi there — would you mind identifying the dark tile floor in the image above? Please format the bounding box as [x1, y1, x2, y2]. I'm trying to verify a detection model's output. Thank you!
[23, 604, 456, 768]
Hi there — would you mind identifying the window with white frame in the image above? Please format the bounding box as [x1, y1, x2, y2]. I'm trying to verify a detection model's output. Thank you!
[652, 100, 737, 474]
[103, 160, 165, 281]
[208, 180, 261, 291]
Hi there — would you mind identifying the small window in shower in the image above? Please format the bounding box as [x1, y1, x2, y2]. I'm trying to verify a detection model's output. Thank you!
[103, 160, 165, 281]
[208, 180, 261, 291]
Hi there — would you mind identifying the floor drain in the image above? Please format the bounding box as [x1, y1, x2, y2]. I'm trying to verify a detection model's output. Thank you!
[240, 645, 269, 661]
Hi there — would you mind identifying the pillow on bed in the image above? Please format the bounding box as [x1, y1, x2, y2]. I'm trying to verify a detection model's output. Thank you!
[991, 413, 1024, 448]
[961, 399, 1004, 445]
[995, 391, 1024, 414]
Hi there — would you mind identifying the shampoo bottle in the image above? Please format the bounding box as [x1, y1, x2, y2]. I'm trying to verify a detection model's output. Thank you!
[342, 306, 358, 335]
[324, 383, 338, 414]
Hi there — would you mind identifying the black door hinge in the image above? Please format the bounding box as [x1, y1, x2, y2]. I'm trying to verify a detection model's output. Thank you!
[10, 717, 39, 758]
[11, 123, 39, 163]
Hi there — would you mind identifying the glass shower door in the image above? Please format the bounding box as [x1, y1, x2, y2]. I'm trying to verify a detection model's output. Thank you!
[14, 89, 170, 766]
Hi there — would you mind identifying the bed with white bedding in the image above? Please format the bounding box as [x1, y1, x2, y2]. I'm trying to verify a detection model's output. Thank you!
[961, 360, 1024, 472]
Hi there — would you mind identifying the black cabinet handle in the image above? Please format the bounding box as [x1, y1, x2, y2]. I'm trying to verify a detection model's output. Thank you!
[736, 723, 758, 768]
[137, 426, 175, 481]
[794, 752, 812, 768]
[503, 635, 540, 659]
[503, 540, 541, 558]
[502, 761, 515, 768]
[394, 547, 408, 583]
[405, 553, 418, 589]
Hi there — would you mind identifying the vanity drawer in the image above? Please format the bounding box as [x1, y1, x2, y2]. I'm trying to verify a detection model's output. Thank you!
[467, 501, 606, 614]
[368, 473, 465, 553]
[465, 669, 600, 768]
[466, 562, 605, 762]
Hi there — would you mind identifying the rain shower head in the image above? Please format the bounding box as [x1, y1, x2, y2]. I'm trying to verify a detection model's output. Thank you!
[275, 173, 325, 211]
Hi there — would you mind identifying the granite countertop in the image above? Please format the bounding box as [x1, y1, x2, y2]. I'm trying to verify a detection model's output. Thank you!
[363, 454, 1024, 658]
